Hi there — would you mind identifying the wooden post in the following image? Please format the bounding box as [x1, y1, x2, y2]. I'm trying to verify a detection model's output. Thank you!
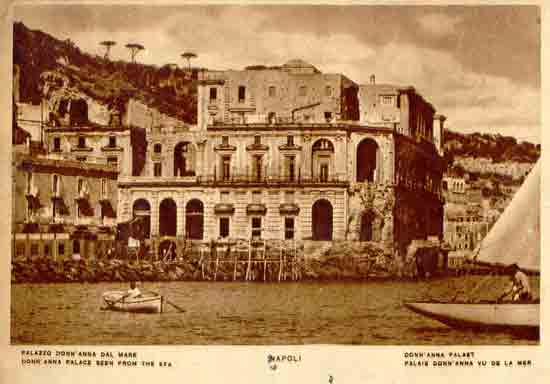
[232, 245, 238, 281]
[245, 239, 252, 281]
[278, 247, 283, 282]
[214, 245, 220, 281]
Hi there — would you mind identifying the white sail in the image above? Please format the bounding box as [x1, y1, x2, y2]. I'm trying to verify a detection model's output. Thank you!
[474, 160, 540, 272]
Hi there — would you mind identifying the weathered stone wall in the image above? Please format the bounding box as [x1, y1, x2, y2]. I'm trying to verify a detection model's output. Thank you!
[199, 69, 355, 127]
[13, 154, 118, 231]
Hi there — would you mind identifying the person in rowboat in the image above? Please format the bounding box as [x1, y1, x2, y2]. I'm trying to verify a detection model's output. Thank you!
[124, 281, 142, 300]
[498, 264, 532, 302]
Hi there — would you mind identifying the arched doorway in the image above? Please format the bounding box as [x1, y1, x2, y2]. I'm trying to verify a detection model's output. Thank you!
[185, 199, 204, 239]
[132, 199, 151, 239]
[174, 142, 195, 176]
[360, 210, 374, 242]
[159, 198, 177, 237]
[312, 139, 334, 182]
[357, 138, 378, 182]
[312, 199, 333, 240]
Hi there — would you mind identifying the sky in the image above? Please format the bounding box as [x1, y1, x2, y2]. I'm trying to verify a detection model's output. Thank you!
[13, 4, 541, 143]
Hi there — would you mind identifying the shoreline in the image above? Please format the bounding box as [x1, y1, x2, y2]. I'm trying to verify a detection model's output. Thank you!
[11, 257, 475, 284]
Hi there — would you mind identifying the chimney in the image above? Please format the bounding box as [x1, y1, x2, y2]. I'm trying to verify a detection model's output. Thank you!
[370, 74, 376, 84]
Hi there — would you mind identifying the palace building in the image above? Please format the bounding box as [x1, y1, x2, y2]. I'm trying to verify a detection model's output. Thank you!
[14, 59, 446, 261]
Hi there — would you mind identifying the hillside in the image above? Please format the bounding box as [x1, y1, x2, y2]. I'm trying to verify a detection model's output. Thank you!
[443, 129, 540, 165]
[13, 22, 198, 123]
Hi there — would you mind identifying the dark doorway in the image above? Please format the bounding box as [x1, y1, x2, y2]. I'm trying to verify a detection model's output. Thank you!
[360, 211, 374, 242]
[312, 199, 333, 240]
[185, 199, 204, 239]
[132, 199, 151, 239]
[159, 198, 177, 237]
[69, 99, 88, 126]
[174, 142, 194, 176]
[357, 138, 378, 182]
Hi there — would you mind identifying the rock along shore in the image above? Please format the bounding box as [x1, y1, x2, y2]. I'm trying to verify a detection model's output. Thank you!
[11, 242, 407, 283]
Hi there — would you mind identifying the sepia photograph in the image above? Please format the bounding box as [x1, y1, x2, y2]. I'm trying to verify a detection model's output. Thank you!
[7, 2, 541, 350]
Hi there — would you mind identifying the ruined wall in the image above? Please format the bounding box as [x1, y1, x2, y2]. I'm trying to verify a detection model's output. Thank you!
[394, 136, 444, 257]
[125, 98, 192, 132]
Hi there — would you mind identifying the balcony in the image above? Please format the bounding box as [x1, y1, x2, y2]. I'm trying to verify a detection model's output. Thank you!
[118, 174, 349, 188]
[198, 174, 349, 187]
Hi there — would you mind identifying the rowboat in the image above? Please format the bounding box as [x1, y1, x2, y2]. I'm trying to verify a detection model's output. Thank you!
[405, 161, 540, 334]
[102, 290, 163, 313]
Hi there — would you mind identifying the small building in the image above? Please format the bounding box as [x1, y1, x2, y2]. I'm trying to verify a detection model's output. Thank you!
[12, 150, 118, 260]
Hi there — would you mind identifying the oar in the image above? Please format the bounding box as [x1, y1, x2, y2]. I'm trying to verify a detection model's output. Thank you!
[163, 298, 186, 313]
[145, 290, 186, 313]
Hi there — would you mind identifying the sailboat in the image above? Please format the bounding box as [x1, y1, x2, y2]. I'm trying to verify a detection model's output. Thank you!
[404, 160, 540, 333]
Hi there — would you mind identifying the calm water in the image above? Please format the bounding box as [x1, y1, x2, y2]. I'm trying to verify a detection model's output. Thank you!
[11, 276, 539, 345]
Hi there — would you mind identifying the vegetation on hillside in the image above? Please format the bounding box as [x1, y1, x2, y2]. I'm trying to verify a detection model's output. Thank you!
[443, 129, 540, 165]
[13, 22, 198, 123]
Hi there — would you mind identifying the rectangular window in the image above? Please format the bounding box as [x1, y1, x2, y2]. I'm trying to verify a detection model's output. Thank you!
[26, 172, 33, 195]
[284, 217, 295, 240]
[325, 86, 332, 97]
[209, 87, 217, 101]
[109, 136, 116, 147]
[251, 217, 262, 239]
[44, 244, 50, 257]
[254, 135, 261, 145]
[107, 156, 118, 165]
[287, 135, 294, 146]
[58, 243, 65, 256]
[73, 240, 80, 254]
[268, 86, 276, 97]
[53, 137, 61, 151]
[380, 95, 395, 106]
[154, 143, 162, 153]
[16, 243, 25, 257]
[222, 156, 231, 181]
[254, 155, 263, 181]
[324, 112, 333, 122]
[154, 163, 162, 177]
[299, 86, 307, 96]
[52, 175, 59, 196]
[287, 156, 296, 181]
[78, 179, 84, 195]
[219, 217, 230, 238]
[238, 86, 246, 102]
[222, 136, 229, 146]
[78, 137, 86, 148]
[320, 164, 329, 182]
[101, 179, 107, 197]
[31, 243, 39, 256]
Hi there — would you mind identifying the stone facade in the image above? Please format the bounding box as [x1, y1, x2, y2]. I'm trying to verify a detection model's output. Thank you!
[15, 59, 446, 264]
